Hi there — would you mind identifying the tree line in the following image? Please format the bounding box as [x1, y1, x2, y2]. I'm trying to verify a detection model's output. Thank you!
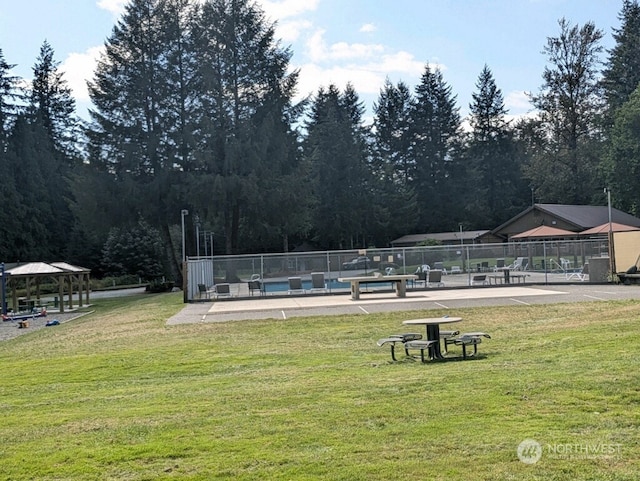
[1, 0, 640, 284]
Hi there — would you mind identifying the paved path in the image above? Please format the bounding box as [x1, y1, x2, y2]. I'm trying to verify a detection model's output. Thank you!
[167, 284, 640, 324]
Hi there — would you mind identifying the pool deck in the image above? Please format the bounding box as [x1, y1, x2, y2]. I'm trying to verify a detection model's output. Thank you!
[168, 283, 640, 324]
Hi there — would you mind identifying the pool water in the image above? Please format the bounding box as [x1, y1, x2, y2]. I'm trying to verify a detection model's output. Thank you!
[262, 279, 394, 293]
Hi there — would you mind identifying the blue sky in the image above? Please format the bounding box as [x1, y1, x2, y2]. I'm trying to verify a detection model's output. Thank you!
[0, 0, 625, 123]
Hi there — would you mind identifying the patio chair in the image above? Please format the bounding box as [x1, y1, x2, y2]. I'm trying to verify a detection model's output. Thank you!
[471, 275, 488, 286]
[433, 262, 447, 275]
[426, 269, 444, 287]
[213, 283, 232, 298]
[247, 279, 264, 296]
[287, 277, 305, 295]
[494, 258, 505, 271]
[310, 272, 327, 292]
[197, 283, 210, 299]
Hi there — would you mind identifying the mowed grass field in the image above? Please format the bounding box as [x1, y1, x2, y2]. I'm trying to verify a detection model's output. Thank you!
[1, 291, 639, 480]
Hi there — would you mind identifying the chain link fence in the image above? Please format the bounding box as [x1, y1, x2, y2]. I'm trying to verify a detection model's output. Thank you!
[185, 238, 611, 300]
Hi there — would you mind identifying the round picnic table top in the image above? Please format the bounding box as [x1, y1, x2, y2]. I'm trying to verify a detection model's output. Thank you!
[403, 317, 463, 326]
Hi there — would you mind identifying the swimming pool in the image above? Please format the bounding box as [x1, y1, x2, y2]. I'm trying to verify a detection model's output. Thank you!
[262, 278, 395, 293]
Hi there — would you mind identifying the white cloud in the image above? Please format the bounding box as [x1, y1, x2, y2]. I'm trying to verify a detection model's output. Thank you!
[258, 0, 320, 20]
[359, 23, 376, 33]
[364, 51, 426, 76]
[295, 63, 385, 98]
[306, 28, 385, 63]
[505, 90, 532, 114]
[60, 46, 104, 102]
[275, 19, 313, 43]
[96, 0, 127, 16]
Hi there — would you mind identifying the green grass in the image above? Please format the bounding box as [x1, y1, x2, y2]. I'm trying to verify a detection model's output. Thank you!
[1, 292, 639, 480]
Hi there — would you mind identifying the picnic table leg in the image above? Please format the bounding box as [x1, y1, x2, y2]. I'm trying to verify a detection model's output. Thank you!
[351, 281, 360, 300]
[395, 279, 407, 297]
[426, 324, 443, 360]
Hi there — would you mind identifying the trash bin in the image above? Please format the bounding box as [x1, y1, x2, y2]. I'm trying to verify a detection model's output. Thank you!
[588, 257, 609, 283]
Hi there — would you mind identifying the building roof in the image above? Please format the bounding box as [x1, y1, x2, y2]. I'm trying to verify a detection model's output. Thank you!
[391, 230, 491, 245]
[492, 203, 640, 236]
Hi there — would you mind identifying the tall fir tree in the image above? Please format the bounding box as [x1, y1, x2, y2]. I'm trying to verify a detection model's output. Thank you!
[602, 84, 640, 215]
[410, 65, 462, 231]
[602, 0, 640, 115]
[527, 18, 604, 204]
[465, 65, 525, 226]
[371, 78, 418, 241]
[304, 84, 372, 249]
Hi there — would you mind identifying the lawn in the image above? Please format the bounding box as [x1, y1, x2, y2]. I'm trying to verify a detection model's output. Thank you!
[0, 292, 638, 480]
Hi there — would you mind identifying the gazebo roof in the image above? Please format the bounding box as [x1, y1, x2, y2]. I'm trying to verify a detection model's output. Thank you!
[580, 222, 640, 235]
[511, 225, 577, 239]
[3, 262, 90, 277]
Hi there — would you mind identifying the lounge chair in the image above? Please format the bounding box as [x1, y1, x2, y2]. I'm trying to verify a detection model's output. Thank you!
[566, 263, 589, 281]
[507, 257, 528, 271]
[288, 277, 305, 294]
[310, 272, 327, 292]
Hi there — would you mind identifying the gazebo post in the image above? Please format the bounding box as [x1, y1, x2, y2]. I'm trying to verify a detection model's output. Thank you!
[58, 278, 65, 313]
[67, 274, 73, 310]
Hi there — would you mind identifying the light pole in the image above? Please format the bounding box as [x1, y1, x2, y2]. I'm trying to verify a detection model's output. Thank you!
[194, 214, 200, 258]
[604, 188, 614, 275]
[181, 209, 189, 262]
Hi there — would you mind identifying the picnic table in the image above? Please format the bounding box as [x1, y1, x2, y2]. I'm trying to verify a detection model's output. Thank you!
[338, 274, 417, 300]
[402, 317, 463, 360]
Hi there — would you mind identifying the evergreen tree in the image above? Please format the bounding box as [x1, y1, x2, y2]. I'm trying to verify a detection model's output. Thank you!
[29, 40, 79, 158]
[410, 65, 462, 231]
[371, 78, 418, 240]
[465, 65, 525, 226]
[4, 116, 56, 260]
[527, 18, 604, 204]
[603, 84, 640, 215]
[304, 84, 372, 249]
[27, 41, 82, 261]
[602, 0, 640, 114]
[0, 48, 18, 146]
[191, 0, 298, 254]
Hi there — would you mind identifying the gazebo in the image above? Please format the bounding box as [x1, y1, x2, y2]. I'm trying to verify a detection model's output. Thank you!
[1, 262, 91, 314]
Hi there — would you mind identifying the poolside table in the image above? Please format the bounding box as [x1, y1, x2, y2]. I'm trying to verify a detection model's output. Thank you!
[338, 274, 417, 300]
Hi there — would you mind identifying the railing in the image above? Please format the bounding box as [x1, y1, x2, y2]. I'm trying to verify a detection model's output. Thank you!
[185, 239, 610, 301]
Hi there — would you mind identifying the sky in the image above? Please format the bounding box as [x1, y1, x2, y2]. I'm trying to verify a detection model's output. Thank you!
[0, 0, 626, 124]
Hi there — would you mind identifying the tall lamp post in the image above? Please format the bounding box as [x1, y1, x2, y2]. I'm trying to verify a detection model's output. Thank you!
[181, 209, 189, 262]
[194, 214, 201, 258]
